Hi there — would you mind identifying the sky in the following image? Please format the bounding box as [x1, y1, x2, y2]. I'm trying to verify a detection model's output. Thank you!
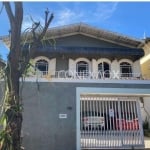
[0, 2, 150, 60]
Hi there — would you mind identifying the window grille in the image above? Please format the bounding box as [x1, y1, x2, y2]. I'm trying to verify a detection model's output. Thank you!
[76, 61, 89, 77]
[35, 59, 48, 76]
[120, 62, 132, 77]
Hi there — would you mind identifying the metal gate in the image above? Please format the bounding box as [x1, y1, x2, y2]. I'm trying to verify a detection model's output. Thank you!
[80, 96, 144, 149]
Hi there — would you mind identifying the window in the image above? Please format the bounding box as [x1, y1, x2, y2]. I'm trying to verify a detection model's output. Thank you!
[120, 62, 132, 77]
[98, 62, 110, 78]
[35, 59, 48, 75]
[76, 61, 89, 77]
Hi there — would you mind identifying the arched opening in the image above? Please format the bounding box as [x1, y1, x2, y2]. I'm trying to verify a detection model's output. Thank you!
[76, 61, 89, 77]
[35, 59, 48, 75]
[120, 62, 132, 77]
[98, 62, 110, 78]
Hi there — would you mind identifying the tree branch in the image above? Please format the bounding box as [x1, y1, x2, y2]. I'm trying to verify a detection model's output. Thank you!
[19, 9, 54, 76]
[45, 8, 49, 26]
[32, 22, 40, 41]
[38, 12, 54, 41]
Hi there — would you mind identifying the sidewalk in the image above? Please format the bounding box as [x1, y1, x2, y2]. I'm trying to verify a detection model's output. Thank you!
[145, 136, 150, 149]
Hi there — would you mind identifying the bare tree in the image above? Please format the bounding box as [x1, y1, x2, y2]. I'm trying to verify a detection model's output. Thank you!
[0, 2, 53, 150]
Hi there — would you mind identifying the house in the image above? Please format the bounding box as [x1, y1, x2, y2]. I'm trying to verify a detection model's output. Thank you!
[2, 23, 150, 150]
[140, 38, 150, 79]
[140, 38, 150, 126]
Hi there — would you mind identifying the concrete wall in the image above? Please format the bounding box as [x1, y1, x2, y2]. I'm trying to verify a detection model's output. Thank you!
[21, 82, 150, 150]
[22, 82, 76, 150]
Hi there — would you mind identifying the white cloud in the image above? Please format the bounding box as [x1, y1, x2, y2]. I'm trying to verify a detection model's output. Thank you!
[51, 2, 118, 27]
[52, 8, 84, 27]
[22, 15, 32, 31]
[22, 2, 118, 30]
[94, 2, 118, 21]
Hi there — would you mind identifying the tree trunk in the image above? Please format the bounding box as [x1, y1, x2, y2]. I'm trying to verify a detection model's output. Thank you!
[5, 59, 22, 150]
[0, 2, 23, 150]
[0, 2, 53, 150]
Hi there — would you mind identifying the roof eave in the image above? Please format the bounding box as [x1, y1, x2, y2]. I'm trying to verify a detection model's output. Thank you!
[0, 23, 144, 49]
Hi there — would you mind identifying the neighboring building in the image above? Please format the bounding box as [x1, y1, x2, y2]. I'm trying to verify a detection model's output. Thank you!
[1, 23, 150, 150]
[140, 38, 150, 127]
[140, 38, 150, 79]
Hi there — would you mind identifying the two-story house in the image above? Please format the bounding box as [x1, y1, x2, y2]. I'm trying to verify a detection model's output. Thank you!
[2, 23, 150, 150]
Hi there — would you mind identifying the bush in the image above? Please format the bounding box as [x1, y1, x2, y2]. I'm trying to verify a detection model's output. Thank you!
[143, 117, 149, 130]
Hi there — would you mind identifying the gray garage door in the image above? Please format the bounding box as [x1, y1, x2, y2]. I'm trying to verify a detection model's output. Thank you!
[80, 96, 144, 149]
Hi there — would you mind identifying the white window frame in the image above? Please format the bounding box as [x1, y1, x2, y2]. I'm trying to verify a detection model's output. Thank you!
[75, 58, 91, 78]
[76, 61, 89, 77]
[119, 59, 133, 78]
[35, 59, 49, 75]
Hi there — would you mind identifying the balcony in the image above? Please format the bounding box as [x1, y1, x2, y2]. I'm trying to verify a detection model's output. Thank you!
[24, 70, 148, 83]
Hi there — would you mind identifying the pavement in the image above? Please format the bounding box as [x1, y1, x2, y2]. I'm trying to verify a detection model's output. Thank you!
[145, 136, 150, 149]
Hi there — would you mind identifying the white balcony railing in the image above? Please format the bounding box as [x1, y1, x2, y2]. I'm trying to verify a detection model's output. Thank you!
[32, 71, 144, 80]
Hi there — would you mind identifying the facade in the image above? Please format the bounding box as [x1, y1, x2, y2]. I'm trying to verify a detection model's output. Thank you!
[2, 23, 150, 150]
[140, 38, 150, 79]
[140, 38, 150, 126]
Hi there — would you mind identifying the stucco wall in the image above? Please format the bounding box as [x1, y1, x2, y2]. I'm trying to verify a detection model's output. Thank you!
[140, 41, 150, 79]
[141, 60, 150, 79]
[22, 82, 76, 150]
[21, 82, 150, 150]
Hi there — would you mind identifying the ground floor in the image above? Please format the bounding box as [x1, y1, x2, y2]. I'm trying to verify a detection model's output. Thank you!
[80, 96, 143, 149]
[19, 82, 150, 150]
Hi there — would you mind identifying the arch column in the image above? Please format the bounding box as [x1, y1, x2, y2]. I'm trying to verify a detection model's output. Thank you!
[49, 58, 56, 76]
[92, 59, 98, 78]
[111, 59, 120, 79]
[133, 60, 141, 77]
[69, 58, 76, 77]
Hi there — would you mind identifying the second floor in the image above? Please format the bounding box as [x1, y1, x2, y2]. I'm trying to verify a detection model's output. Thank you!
[1, 23, 146, 82]
[23, 23, 145, 82]
[30, 56, 143, 81]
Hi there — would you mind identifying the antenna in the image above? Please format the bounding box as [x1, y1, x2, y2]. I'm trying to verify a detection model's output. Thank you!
[143, 31, 146, 39]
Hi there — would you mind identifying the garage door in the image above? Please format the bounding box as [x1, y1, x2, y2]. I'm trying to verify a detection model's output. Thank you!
[80, 96, 144, 149]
